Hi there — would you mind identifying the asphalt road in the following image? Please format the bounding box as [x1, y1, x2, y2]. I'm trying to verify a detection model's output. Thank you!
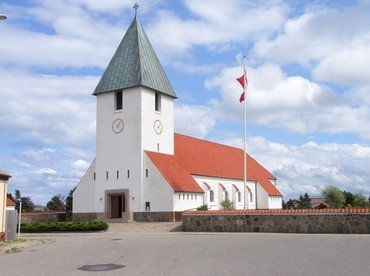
[1, 231, 369, 275]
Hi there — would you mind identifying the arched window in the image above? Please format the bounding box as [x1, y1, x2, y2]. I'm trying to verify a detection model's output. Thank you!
[250, 192, 253, 202]
[209, 190, 214, 202]
[238, 191, 241, 202]
[225, 191, 229, 200]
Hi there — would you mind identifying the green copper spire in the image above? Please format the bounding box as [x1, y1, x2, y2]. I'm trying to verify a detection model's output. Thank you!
[93, 16, 177, 98]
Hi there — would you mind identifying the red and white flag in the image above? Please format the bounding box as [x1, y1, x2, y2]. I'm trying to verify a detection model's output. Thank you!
[236, 72, 248, 102]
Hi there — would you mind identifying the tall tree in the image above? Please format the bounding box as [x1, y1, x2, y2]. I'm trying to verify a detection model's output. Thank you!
[298, 193, 312, 209]
[322, 186, 345, 209]
[46, 195, 66, 212]
[12, 190, 35, 212]
[65, 188, 75, 219]
[343, 191, 354, 207]
[352, 193, 369, 208]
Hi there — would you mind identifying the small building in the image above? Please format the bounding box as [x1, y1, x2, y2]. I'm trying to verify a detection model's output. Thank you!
[6, 197, 16, 211]
[0, 168, 11, 241]
[73, 14, 282, 222]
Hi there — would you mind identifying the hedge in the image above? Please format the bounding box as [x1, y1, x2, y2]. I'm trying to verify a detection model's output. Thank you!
[20, 221, 109, 233]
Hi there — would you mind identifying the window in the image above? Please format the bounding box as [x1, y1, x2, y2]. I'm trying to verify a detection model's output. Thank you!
[191, 194, 193, 200]
[146, 169, 148, 177]
[117, 170, 119, 179]
[93, 172, 96, 180]
[183, 194, 185, 200]
[157, 143, 160, 152]
[115, 91, 123, 110]
[238, 191, 241, 202]
[225, 191, 229, 200]
[106, 171, 108, 179]
[250, 192, 253, 202]
[209, 190, 214, 202]
[145, 202, 150, 211]
[195, 194, 197, 200]
[187, 194, 189, 200]
[127, 170, 130, 179]
[155, 92, 161, 112]
[179, 194, 181, 200]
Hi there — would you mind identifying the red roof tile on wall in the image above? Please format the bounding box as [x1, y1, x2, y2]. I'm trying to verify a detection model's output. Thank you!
[145, 133, 282, 196]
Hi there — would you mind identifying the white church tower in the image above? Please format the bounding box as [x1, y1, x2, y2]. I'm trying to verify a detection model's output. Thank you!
[73, 15, 177, 221]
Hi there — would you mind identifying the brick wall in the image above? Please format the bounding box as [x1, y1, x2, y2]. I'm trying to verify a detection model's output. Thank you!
[182, 209, 370, 234]
[21, 212, 66, 223]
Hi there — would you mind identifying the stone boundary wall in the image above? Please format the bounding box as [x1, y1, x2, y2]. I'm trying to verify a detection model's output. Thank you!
[21, 212, 66, 223]
[134, 212, 177, 222]
[182, 209, 370, 234]
[72, 213, 98, 222]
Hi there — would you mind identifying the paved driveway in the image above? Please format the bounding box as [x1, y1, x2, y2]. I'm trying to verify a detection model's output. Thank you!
[0, 228, 369, 275]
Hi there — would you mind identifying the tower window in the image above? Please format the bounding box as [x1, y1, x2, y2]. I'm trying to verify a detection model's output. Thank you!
[93, 172, 96, 180]
[117, 170, 119, 179]
[115, 91, 123, 110]
[155, 92, 161, 112]
[127, 170, 130, 179]
[106, 171, 108, 179]
[157, 143, 160, 152]
[146, 169, 148, 177]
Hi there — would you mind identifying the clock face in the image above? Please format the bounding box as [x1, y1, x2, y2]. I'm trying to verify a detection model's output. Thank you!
[112, 119, 124, 134]
[154, 120, 163, 134]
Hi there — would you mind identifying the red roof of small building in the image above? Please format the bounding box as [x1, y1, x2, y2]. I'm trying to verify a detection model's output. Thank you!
[146, 133, 282, 196]
[6, 197, 16, 206]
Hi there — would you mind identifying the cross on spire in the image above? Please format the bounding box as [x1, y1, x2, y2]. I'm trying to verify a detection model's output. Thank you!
[133, 3, 139, 16]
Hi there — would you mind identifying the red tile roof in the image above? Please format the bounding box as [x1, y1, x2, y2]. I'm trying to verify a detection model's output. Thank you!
[6, 197, 16, 206]
[145, 151, 204, 193]
[145, 133, 282, 196]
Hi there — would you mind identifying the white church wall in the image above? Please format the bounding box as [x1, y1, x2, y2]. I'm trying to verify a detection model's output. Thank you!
[173, 192, 204, 211]
[192, 175, 257, 210]
[95, 88, 144, 213]
[256, 182, 269, 209]
[73, 159, 96, 213]
[143, 154, 173, 211]
[141, 88, 174, 155]
[268, 196, 283, 209]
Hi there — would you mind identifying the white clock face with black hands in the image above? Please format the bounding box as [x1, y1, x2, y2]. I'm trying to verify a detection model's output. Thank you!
[112, 119, 124, 134]
[154, 120, 163, 134]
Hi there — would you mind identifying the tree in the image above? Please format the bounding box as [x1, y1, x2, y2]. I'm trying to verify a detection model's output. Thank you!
[220, 198, 235, 210]
[46, 195, 66, 212]
[322, 186, 345, 209]
[352, 193, 369, 208]
[343, 191, 354, 207]
[11, 189, 35, 212]
[65, 188, 75, 219]
[298, 193, 312, 209]
[286, 199, 299, 209]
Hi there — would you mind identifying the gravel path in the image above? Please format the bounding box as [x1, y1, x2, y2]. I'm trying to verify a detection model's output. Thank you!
[107, 222, 182, 233]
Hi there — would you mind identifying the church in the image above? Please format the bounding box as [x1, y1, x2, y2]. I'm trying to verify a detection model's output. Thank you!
[73, 14, 282, 222]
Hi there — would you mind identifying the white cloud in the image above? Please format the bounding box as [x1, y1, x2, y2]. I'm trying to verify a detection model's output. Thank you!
[206, 63, 370, 138]
[0, 69, 96, 145]
[174, 104, 216, 138]
[71, 159, 90, 171]
[221, 136, 370, 198]
[37, 168, 57, 175]
[253, 4, 370, 86]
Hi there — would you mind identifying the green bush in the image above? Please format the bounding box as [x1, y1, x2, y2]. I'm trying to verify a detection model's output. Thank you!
[220, 198, 235, 210]
[322, 185, 345, 208]
[20, 221, 109, 233]
[197, 204, 208, 211]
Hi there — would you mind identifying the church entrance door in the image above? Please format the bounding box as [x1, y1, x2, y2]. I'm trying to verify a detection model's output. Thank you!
[110, 194, 125, 218]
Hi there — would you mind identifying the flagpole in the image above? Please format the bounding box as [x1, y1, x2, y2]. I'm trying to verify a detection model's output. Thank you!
[243, 56, 247, 210]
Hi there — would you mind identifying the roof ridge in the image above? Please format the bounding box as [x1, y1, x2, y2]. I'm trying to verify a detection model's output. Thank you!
[174, 132, 245, 153]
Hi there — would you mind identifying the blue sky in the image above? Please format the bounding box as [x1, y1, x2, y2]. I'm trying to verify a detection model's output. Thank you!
[1, 0, 370, 204]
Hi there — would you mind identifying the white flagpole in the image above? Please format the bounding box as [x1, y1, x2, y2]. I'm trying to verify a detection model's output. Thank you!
[243, 56, 247, 210]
